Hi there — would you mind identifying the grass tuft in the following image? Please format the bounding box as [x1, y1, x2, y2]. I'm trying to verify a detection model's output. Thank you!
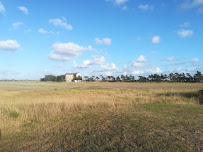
[9, 110, 20, 118]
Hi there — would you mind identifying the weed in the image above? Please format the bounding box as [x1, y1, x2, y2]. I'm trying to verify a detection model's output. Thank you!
[9, 110, 20, 118]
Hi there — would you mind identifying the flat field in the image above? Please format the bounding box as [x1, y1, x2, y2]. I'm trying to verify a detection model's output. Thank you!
[0, 81, 203, 152]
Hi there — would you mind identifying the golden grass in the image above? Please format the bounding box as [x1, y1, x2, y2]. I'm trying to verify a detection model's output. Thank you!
[0, 82, 202, 151]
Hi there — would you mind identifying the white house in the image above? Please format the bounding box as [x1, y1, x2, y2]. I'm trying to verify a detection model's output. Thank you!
[65, 73, 82, 82]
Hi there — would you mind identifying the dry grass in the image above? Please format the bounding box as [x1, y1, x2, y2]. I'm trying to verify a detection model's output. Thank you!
[0, 82, 202, 151]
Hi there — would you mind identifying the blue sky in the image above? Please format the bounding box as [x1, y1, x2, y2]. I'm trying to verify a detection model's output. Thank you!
[0, 0, 202, 80]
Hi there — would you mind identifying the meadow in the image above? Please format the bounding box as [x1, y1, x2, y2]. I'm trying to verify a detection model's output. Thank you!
[0, 81, 203, 152]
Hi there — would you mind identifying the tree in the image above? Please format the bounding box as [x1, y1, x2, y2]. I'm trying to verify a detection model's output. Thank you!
[95, 77, 100, 81]
[56, 75, 65, 82]
[107, 76, 111, 81]
[138, 76, 147, 82]
[100, 75, 106, 82]
[44, 75, 56, 81]
[76, 76, 82, 80]
[121, 75, 125, 82]
[187, 73, 193, 82]
[111, 76, 116, 82]
[84, 76, 89, 81]
[194, 71, 202, 82]
[116, 76, 121, 82]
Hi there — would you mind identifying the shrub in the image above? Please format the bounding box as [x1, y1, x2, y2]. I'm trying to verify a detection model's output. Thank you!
[9, 110, 20, 118]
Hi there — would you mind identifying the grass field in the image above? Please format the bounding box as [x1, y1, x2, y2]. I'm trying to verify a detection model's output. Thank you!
[0, 81, 203, 152]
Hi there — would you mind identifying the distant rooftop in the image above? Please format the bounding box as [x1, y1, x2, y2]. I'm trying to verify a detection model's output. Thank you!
[66, 73, 80, 75]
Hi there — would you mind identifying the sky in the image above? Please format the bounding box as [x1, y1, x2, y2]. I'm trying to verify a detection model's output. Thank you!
[0, 0, 203, 80]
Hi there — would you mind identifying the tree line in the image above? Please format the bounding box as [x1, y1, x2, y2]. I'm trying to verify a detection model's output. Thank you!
[40, 75, 66, 82]
[40, 75, 82, 82]
[40, 71, 202, 82]
[84, 71, 203, 82]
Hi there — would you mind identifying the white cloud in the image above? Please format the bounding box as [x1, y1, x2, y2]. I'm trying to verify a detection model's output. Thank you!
[132, 55, 147, 67]
[152, 36, 161, 44]
[115, 0, 128, 5]
[177, 29, 194, 38]
[38, 28, 54, 34]
[48, 42, 95, 62]
[52, 42, 92, 56]
[0, 1, 5, 15]
[12, 22, 24, 28]
[18, 6, 29, 15]
[95, 38, 111, 45]
[181, 0, 203, 9]
[38, 29, 48, 34]
[75, 56, 105, 69]
[132, 70, 144, 75]
[133, 61, 143, 67]
[49, 17, 73, 30]
[105, 0, 128, 6]
[165, 56, 176, 61]
[191, 58, 199, 62]
[101, 63, 117, 71]
[48, 52, 72, 62]
[147, 67, 162, 74]
[0, 40, 21, 51]
[138, 4, 154, 11]
[106, 72, 113, 76]
[137, 55, 147, 62]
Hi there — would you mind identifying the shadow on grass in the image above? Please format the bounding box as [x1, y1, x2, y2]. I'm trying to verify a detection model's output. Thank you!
[157, 90, 203, 104]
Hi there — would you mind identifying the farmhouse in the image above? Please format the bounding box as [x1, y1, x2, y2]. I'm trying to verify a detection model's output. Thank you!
[65, 73, 82, 82]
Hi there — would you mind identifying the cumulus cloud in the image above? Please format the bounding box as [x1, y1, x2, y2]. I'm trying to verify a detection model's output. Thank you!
[147, 67, 162, 74]
[152, 36, 161, 44]
[133, 55, 147, 67]
[95, 38, 111, 45]
[191, 58, 199, 62]
[48, 52, 72, 62]
[133, 61, 143, 67]
[177, 29, 194, 38]
[75, 56, 105, 69]
[137, 55, 147, 62]
[165, 56, 176, 61]
[12, 22, 24, 29]
[101, 63, 117, 71]
[48, 42, 96, 62]
[0, 1, 5, 15]
[0, 40, 21, 51]
[18, 6, 29, 15]
[138, 4, 154, 11]
[49, 17, 73, 30]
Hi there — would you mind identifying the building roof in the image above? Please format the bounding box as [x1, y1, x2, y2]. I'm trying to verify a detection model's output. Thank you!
[65, 73, 80, 75]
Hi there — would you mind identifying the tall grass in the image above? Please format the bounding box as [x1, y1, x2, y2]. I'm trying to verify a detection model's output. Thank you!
[0, 82, 202, 151]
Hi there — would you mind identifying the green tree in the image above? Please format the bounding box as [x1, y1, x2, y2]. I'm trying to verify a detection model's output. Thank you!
[116, 76, 121, 82]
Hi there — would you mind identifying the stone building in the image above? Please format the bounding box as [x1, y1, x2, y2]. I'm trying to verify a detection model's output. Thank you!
[65, 73, 82, 82]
